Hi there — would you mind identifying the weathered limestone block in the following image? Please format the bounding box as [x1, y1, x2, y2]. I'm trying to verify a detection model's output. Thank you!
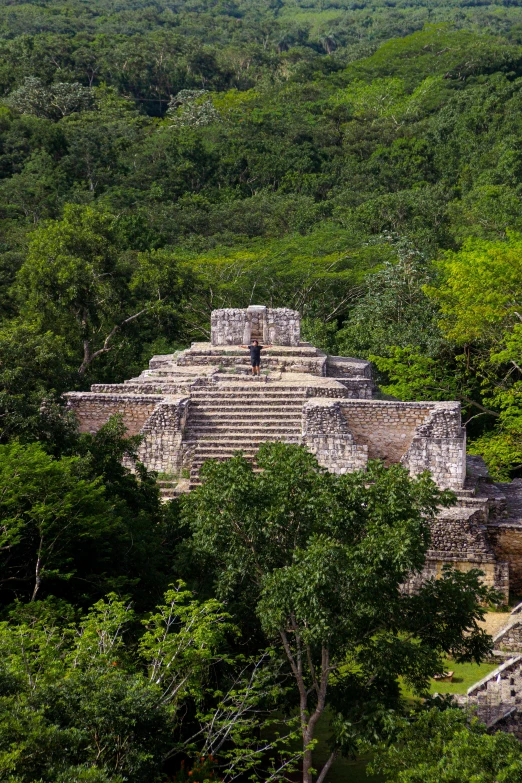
[494, 619, 522, 653]
[338, 400, 434, 464]
[401, 405, 466, 489]
[266, 307, 300, 346]
[136, 396, 190, 474]
[467, 656, 522, 727]
[302, 399, 368, 474]
[211, 308, 250, 346]
[210, 306, 301, 346]
[333, 378, 373, 398]
[488, 525, 522, 595]
[404, 558, 508, 600]
[64, 392, 161, 435]
[326, 356, 373, 379]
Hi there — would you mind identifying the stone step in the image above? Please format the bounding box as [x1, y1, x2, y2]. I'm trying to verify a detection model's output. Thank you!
[190, 450, 296, 466]
[186, 423, 302, 433]
[186, 428, 300, 437]
[188, 410, 301, 417]
[188, 402, 304, 410]
[181, 346, 323, 357]
[190, 390, 307, 397]
[178, 355, 323, 364]
[189, 402, 305, 409]
[186, 434, 301, 445]
[189, 401, 303, 408]
[186, 418, 302, 428]
[190, 392, 305, 397]
[187, 409, 303, 417]
[192, 438, 300, 452]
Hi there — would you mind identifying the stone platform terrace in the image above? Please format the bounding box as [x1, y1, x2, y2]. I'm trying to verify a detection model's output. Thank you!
[64, 305, 522, 601]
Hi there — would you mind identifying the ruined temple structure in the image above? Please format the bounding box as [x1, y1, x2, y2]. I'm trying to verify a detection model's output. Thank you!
[66, 305, 522, 601]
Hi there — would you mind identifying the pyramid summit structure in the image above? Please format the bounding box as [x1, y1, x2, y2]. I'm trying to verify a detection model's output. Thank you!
[66, 305, 522, 601]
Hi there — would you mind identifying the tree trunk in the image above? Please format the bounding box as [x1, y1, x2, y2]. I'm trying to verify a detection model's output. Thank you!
[302, 746, 314, 783]
[31, 542, 43, 602]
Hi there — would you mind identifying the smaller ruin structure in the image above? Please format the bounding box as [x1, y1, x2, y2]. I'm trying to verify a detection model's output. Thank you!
[65, 306, 522, 602]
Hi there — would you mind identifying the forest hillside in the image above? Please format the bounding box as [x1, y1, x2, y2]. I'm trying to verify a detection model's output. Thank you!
[2, 3, 522, 782]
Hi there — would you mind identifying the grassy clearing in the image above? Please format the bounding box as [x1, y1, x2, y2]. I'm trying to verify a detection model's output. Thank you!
[287, 658, 499, 781]
[427, 658, 499, 696]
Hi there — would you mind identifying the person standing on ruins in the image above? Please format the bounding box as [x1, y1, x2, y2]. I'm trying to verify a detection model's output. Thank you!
[241, 339, 272, 376]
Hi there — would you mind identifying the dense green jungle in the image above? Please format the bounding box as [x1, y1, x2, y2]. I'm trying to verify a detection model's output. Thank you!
[3, 1, 522, 781]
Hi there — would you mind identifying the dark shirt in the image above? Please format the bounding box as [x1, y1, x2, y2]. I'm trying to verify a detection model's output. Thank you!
[249, 344, 262, 363]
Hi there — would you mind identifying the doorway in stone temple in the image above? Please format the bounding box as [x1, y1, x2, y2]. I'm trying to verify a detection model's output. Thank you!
[247, 305, 266, 344]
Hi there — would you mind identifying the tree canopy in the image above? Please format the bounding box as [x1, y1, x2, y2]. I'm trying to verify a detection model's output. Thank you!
[182, 443, 496, 783]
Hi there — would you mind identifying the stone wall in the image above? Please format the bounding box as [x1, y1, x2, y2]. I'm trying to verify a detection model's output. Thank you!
[487, 525, 522, 595]
[301, 399, 368, 474]
[91, 382, 196, 395]
[467, 656, 522, 726]
[334, 378, 373, 398]
[494, 619, 522, 653]
[299, 398, 466, 489]
[404, 504, 510, 600]
[333, 400, 466, 489]
[136, 396, 189, 474]
[266, 307, 300, 346]
[401, 405, 466, 489]
[338, 400, 433, 463]
[488, 707, 522, 740]
[326, 356, 373, 379]
[64, 392, 161, 435]
[405, 558, 508, 598]
[211, 308, 249, 345]
[210, 306, 301, 346]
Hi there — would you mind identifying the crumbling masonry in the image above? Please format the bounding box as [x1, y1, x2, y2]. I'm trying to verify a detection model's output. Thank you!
[66, 305, 522, 602]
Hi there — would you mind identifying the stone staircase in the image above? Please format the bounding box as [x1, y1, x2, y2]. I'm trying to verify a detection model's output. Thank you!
[183, 383, 307, 487]
[466, 655, 522, 728]
[176, 343, 328, 375]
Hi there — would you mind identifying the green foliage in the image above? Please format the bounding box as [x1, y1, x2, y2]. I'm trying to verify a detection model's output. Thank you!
[183, 443, 495, 779]
[0, 440, 114, 601]
[2, 5, 522, 778]
[16, 204, 185, 379]
[372, 707, 522, 782]
[0, 320, 77, 443]
[337, 239, 441, 359]
[428, 232, 522, 345]
[0, 588, 298, 783]
[423, 233, 522, 476]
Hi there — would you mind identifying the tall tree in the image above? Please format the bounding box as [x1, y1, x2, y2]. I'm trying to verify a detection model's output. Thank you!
[16, 205, 183, 377]
[183, 443, 495, 783]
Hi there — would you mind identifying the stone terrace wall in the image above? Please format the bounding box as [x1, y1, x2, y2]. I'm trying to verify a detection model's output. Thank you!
[302, 399, 368, 474]
[406, 557, 508, 598]
[326, 356, 373, 379]
[338, 400, 433, 463]
[336, 400, 465, 489]
[494, 619, 522, 653]
[64, 392, 161, 435]
[402, 405, 466, 489]
[136, 396, 189, 474]
[299, 399, 466, 489]
[467, 656, 522, 726]
[488, 525, 522, 595]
